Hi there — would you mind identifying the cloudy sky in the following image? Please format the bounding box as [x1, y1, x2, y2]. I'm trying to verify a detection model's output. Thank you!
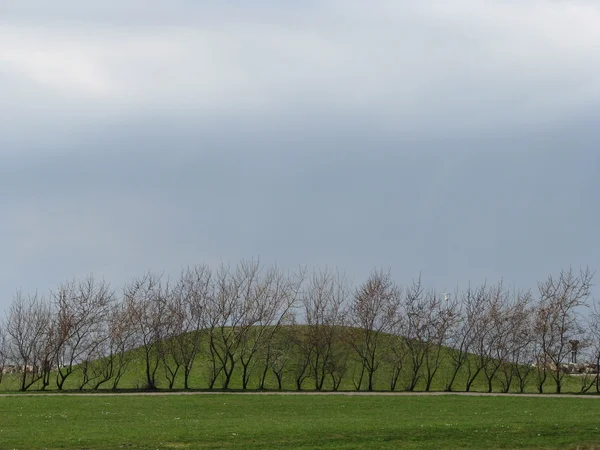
[1, 0, 599, 309]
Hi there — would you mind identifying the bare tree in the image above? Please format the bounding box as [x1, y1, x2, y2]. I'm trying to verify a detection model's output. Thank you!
[303, 269, 348, 390]
[384, 314, 408, 391]
[444, 287, 475, 392]
[256, 269, 303, 390]
[532, 338, 549, 394]
[584, 299, 600, 393]
[512, 338, 536, 393]
[124, 272, 167, 390]
[267, 325, 296, 390]
[236, 261, 273, 390]
[327, 342, 349, 391]
[462, 284, 495, 392]
[160, 301, 183, 390]
[479, 283, 513, 393]
[347, 269, 401, 391]
[203, 261, 302, 390]
[238, 264, 303, 390]
[0, 324, 7, 385]
[5, 291, 52, 391]
[78, 345, 107, 390]
[498, 291, 534, 393]
[512, 344, 535, 393]
[88, 300, 137, 390]
[403, 276, 427, 391]
[290, 321, 313, 390]
[160, 265, 210, 390]
[422, 292, 455, 391]
[534, 267, 593, 393]
[574, 332, 596, 394]
[203, 262, 251, 389]
[403, 277, 452, 391]
[53, 276, 114, 390]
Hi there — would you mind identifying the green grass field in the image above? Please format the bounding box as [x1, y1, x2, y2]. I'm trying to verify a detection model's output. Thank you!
[1, 393, 599, 449]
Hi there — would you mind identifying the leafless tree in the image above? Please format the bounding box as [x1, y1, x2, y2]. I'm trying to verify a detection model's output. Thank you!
[266, 325, 296, 390]
[236, 261, 273, 390]
[461, 284, 495, 392]
[423, 292, 455, 391]
[403, 277, 452, 391]
[256, 269, 303, 390]
[290, 321, 313, 390]
[203, 262, 251, 389]
[124, 272, 168, 390]
[160, 265, 210, 389]
[0, 324, 7, 385]
[78, 345, 107, 390]
[302, 269, 348, 390]
[583, 299, 600, 393]
[497, 291, 534, 393]
[53, 276, 114, 390]
[384, 314, 408, 391]
[478, 283, 514, 393]
[327, 342, 350, 391]
[5, 291, 52, 391]
[532, 338, 549, 393]
[203, 261, 302, 390]
[87, 300, 137, 390]
[160, 303, 183, 390]
[238, 264, 303, 390]
[402, 276, 427, 391]
[512, 340, 536, 393]
[347, 269, 401, 391]
[574, 333, 596, 394]
[480, 285, 539, 394]
[534, 267, 593, 393]
[444, 287, 474, 392]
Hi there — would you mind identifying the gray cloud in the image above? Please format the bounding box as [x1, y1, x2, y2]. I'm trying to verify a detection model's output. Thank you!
[3, 1, 600, 139]
[1, 0, 599, 308]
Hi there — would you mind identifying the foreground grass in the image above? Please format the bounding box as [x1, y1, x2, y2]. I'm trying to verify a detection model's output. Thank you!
[1, 394, 600, 449]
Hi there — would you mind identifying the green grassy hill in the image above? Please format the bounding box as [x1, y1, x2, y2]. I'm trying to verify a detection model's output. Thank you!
[0, 325, 587, 394]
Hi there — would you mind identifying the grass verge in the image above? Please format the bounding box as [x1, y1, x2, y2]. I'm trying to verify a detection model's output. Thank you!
[1, 394, 599, 449]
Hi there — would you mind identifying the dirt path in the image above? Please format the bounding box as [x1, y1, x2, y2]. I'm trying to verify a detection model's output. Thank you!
[1, 390, 599, 398]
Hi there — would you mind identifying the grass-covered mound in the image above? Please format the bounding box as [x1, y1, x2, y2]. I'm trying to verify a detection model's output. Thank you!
[0, 325, 587, 394]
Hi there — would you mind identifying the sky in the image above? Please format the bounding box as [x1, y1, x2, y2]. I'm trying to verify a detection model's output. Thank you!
[1, 0, 599, 310]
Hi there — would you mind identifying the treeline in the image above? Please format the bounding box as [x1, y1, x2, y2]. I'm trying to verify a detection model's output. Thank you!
[0, 261, 596, 393]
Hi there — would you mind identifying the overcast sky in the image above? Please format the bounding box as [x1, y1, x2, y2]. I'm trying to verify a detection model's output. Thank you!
[1, 0, 599, 309]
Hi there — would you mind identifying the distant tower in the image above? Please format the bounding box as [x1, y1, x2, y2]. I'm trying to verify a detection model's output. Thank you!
[569, 340, 580, 364]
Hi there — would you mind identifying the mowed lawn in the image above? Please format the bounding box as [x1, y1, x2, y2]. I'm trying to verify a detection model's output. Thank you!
[1, 394, 599, 449]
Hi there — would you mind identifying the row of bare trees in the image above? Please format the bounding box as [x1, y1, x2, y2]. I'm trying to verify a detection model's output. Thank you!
[0, 262, 595, 393]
